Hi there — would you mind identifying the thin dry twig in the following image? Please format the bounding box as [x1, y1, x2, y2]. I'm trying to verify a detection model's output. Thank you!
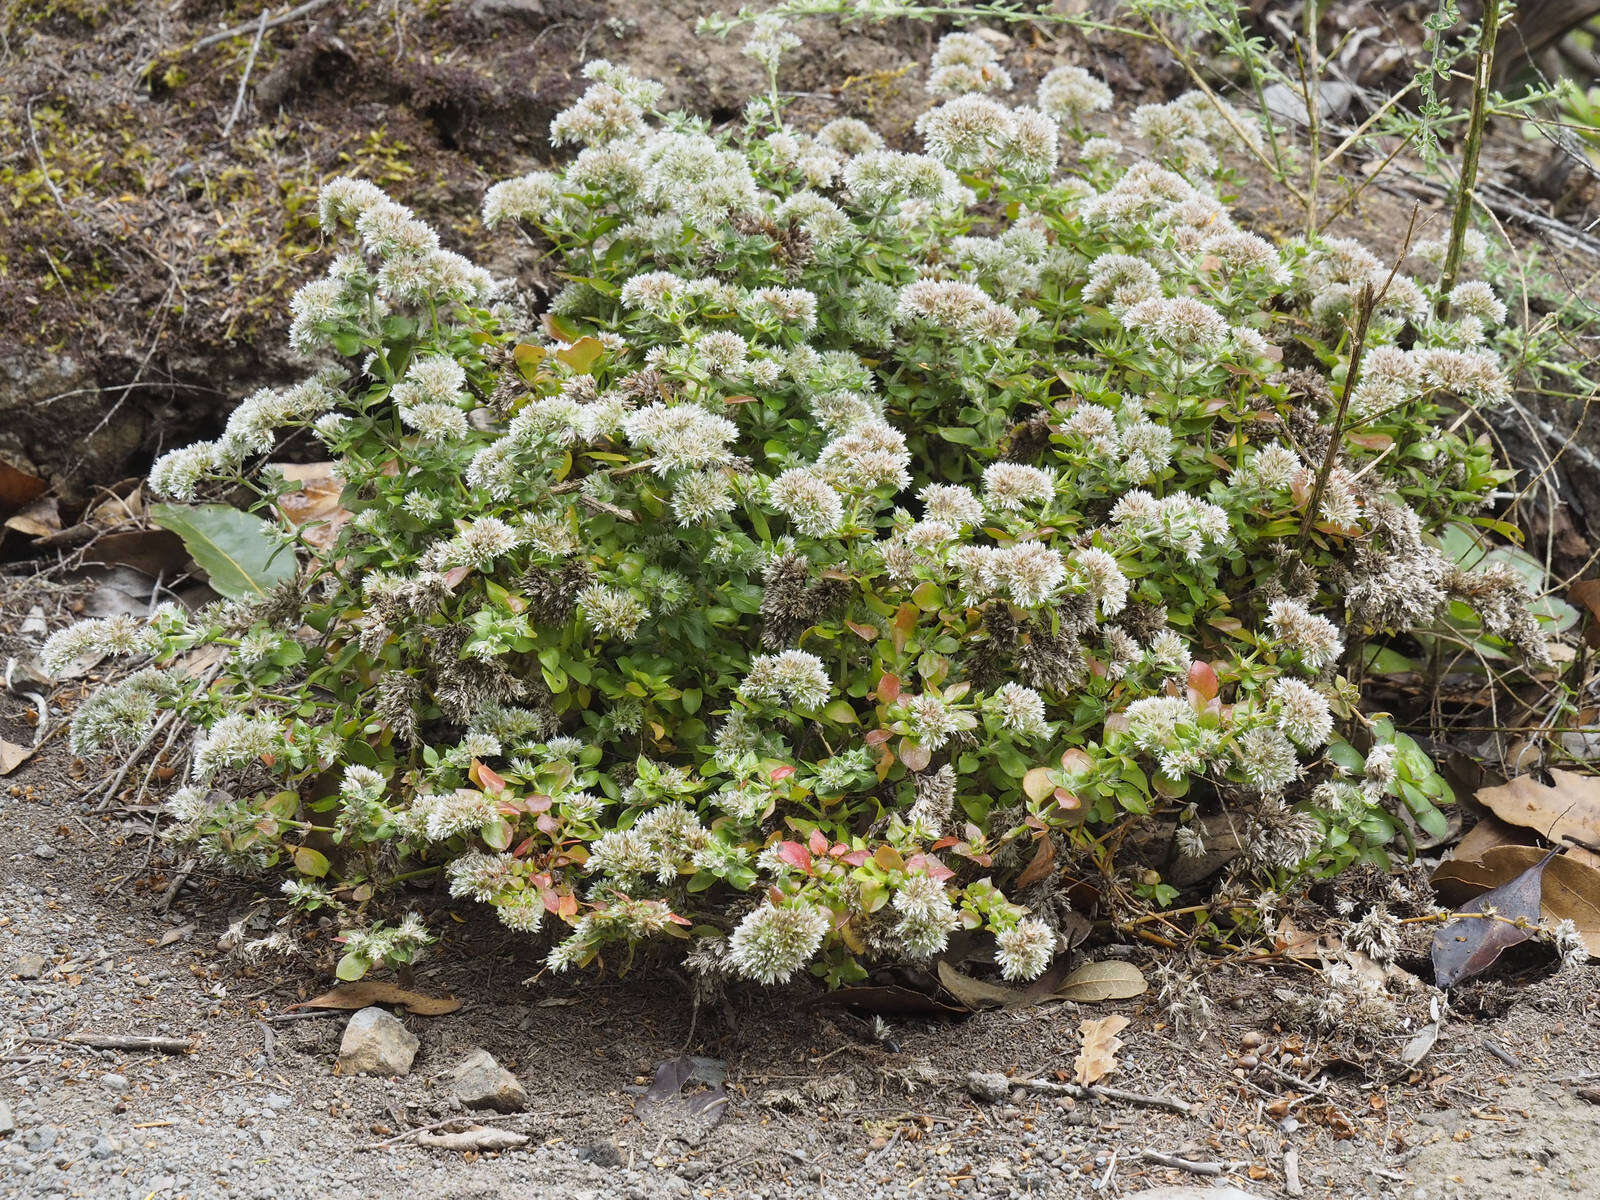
[1009, 1077, 1192, 1115]
[221, 7, 270, 138]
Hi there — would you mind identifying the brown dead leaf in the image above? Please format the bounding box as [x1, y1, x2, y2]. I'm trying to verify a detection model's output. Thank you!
[1569, 579, 1600, 650]
[1014, 831, 1056, 888]
[79, 529, 191, 578]
[937, 960, 1025, 1012]
[1273, 916, 1343, 959]
[293, 981, 461, 1016]
[1434, 845, 1600, 960]
[0, 740, 33, 776]
[273, 461, 350, 551]
[1055, 960, 1148, 1002]
[1475, 770, 1600, 855]
[5, 496, 59, 538]
[1432, 848, 1554, 987]
[0, 459, 47, 514]
[1073, 1014, 1129, 1086]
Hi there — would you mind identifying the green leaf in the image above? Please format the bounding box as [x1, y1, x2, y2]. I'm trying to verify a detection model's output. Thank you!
[482, 817, 513, 851]
[151, 503, 295, 600]
[336, 951, 370, 982]
[555, 336, 604, 373]
[293, 846, 331, 878]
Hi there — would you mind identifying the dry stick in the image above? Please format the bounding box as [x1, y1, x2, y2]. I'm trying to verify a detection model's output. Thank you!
[221, 7, 269, 138]
[64, 1034, 196, 1053]
[1139, 1150, 1235, 1176]
[94, 708, 181, 812]
[1008, 1077, 1192, 1115]
[188, 0, 334, 54]
[157, 856, 196, 913]
[1439, 0, 1503, 300]
[1284, 1147, 1305, 1197]
[354, 1112, 530, 1153]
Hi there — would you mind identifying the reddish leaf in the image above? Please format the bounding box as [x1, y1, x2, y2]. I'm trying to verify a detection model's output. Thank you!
[473, 761, 507, 793]
[1187, 660, 1219, 702]
[840, 848, 871, 866]
[807, 828, 828, 855]
[891, 604, 917, 654]
[528, 794, 553, 813]
[1060, 748, 1093, 772]
[776, 841, 814, 873]
[930, 836, 960, 851]
[846, 620, 879, 642]
[770, 764, 797, 782]
[536, 812, 561, 835]
[864, 728, 892, 748]
[899, 738, 932, 773]
[907, 852, 955, 882]
[877, 673, 902, 704]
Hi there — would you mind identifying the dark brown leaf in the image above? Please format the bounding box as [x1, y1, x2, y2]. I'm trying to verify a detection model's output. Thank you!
[1014, 832, 1057, 888]
[1431, 847, 1556, 987]
[1434, 845, 1600, 959]
[817, 983, 967, 1018]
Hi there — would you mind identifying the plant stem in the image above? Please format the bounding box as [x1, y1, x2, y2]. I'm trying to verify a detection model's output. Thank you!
[1439, 0, 1502, 300]
[1296, 282, 1376, 550]
[1302, 0, 1322, 236]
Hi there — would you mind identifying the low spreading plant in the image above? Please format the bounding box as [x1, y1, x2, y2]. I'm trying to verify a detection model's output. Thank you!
[49, 22, 1553, 987]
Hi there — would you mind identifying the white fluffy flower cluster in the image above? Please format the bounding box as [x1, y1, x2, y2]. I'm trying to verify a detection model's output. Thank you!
[917, 94, 1059, 181]
[925, 30, 1013, 98]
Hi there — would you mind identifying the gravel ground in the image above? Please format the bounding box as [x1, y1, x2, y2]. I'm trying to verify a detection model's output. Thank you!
[2, 586, 1599, 1200]
[2, 731, 1599, 1200]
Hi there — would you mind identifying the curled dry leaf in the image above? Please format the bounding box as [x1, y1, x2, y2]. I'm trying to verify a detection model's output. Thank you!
[0, 459, 47, 514]
[1073, 1014, 1130, 1086]
[1474, 770, 1600, 856]
[292, 980, 462, 1016]
[1013, 831, 1057, 889]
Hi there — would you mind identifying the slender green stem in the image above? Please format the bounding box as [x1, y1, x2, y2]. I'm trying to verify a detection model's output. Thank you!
[1439, 0, 1501, 300]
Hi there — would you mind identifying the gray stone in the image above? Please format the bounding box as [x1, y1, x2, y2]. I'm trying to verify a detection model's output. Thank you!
[1131, 1189, 1268, 1200]
[31, 845, 55, 860]
[469, 0, 545, 19]
[965, 1071, 1012, 1103]
[337, 1007, 418, 1077]
[579, 1138, 623, 1167]
[449, 1048, 527, 1112]
[100, 1075, 127, 1093]
[15, 953, 46, 979]
[0, 1099, 13, 1136]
